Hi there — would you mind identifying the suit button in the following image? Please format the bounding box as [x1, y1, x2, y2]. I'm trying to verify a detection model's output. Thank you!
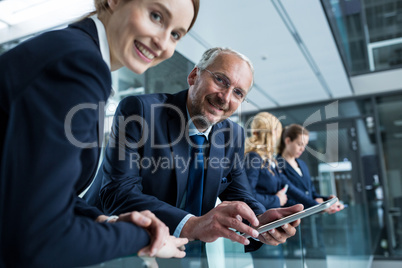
[305, 191, 309, 195]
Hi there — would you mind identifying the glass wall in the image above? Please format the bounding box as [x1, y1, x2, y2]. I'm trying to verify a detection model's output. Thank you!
[239, 91, 402, 261]
[375, 95, 402, 257]
[322, 0, 402, 75]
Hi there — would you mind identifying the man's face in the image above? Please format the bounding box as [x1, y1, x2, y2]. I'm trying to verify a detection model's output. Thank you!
[186, 53, 253, 131]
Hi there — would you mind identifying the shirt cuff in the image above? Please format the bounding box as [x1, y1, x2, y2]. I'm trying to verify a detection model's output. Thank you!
[173, 214, 194, 237]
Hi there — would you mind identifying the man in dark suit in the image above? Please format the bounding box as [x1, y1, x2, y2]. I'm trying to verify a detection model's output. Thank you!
[86, 47, 303, 249]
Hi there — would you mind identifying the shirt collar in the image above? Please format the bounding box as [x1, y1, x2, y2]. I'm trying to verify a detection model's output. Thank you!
[186, 107, 212, 140]
[90, 15, 111, 70]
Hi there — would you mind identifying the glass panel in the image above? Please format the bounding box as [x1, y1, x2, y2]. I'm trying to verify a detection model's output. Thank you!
[321, 0, 370, 74]
[298, 120, 371, 258]
[356, 118, 384, 255]
[81, 210, 375, 268]
[376, 94, 402, 257]
[372, 41, 402, 70]
[299, 209, 371, 268]
[321, 0, 402, 74]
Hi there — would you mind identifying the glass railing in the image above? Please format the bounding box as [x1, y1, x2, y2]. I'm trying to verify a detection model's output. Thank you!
[82, 203, 373, 268]
[295, 204, 372, 268]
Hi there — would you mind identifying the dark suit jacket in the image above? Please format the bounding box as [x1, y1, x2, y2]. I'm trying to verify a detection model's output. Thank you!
[0, 19, 149, 267]
[277, 156, 327, 204]
[87, 90, 266, 233]
[245, 152, 318, 209]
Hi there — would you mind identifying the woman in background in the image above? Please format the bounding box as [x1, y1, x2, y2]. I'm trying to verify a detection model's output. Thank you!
[277, 124, 344, 264]
[0, 0, 199, 266]
[245, 112, 319, 210]
[244, 112, 319, 268]
[277, 124, 344, 213]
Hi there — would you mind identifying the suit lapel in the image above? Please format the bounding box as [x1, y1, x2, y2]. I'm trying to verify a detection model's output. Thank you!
[166, 91, 191, 206]
[292, 159, 310, 191]
[202, 123, 224, 214]
[283, 158, 307, 189]
[297, 159, 311, 189]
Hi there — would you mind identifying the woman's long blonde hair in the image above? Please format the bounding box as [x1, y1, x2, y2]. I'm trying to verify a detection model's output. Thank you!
[245, 112, 282, 165]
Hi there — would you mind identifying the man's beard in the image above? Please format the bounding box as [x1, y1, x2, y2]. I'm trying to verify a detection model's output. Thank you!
[193, 116, 212, 130]
[190, 95, 230, 130]
[190, 99, 214, 130]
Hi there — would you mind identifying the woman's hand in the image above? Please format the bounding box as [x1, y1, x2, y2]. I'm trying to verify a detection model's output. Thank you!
[117, 210, 169, 257]
[151, 236, 188, 259]
[325, 195, 344, 214]
[276, 188, 288, 206]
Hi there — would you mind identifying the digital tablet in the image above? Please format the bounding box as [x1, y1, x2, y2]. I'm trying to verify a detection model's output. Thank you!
[243, 197, 338, 238]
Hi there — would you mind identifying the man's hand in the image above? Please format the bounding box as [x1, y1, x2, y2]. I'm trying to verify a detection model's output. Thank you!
[315, 197, 324, 203]
[180, 201, 260, 245]
[256, 204, 303, 245]
[117, 210, 170, 257]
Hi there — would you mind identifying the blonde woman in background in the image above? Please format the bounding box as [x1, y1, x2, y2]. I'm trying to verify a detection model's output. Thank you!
[244, 112, 319, 210]
[244, 112, 319, 268]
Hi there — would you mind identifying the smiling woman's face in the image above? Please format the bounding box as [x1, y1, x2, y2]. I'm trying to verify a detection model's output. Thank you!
[105, 0, 194, 72]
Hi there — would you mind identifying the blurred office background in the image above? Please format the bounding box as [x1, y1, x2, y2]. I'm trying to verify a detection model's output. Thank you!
[1, 0, 401, 267]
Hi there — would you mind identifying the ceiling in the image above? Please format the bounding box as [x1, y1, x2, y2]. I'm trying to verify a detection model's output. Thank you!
[1, 0, 401, 114]
[177, 0, 354, 113]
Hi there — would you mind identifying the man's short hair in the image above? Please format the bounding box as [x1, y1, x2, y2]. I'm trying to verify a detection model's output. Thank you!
[195, 47, 255, 89]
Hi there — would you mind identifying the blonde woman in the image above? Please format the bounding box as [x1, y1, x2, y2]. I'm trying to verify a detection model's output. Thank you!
[245, 112, 318, 210]
[0, 0, 199, 266]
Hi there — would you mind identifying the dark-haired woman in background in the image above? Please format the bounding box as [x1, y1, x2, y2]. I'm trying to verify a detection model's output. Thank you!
[277, 124, 343, 213]
[277, 124, 344, 265]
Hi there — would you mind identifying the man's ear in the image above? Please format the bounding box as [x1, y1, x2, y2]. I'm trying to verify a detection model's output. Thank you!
[187, 67, 198, 86]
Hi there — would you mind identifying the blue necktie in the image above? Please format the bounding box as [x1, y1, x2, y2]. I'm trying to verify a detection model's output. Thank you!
[185, 135, 206, 216]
